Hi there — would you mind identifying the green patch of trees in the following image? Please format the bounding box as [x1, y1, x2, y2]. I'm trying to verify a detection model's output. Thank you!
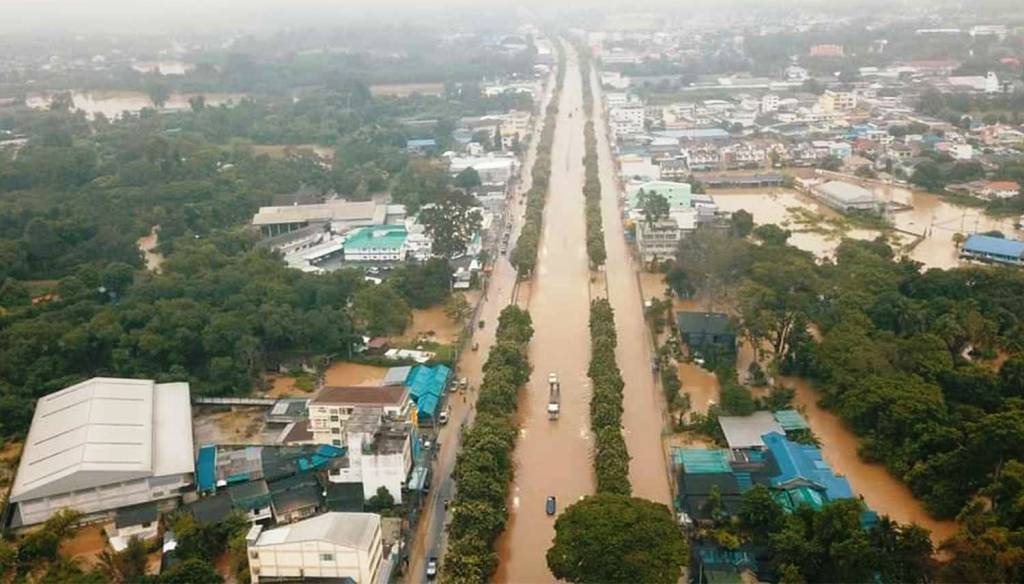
[441, 306, 534, 583]
[510, 45, 565, 277]
[677, 222, 1024, 574]
[588, 299, 630, 495]
[546, 494, 687, 584]
[578, 51, 607, 269]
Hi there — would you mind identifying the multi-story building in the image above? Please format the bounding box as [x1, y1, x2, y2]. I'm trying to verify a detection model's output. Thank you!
[636, 214, 696, 263]
[343, 226, 408, 262]
[309, 386, 410, 446]
[610, 105, 645, 137]
[8, 378, 195, 527]
[761, 94, 780, 113]
[819, 90, 857, 112]
[247, 512, 384, 584]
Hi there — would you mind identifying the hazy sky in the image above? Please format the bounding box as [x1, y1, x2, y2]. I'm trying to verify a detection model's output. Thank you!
[0, 0, 1012, 36]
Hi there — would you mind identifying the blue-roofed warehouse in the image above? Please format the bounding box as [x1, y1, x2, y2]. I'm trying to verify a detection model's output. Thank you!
[405, 364, 451, 421]
[961, 234, 1024, 266]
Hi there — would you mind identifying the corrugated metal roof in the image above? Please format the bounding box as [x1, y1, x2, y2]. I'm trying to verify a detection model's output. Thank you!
[677, 448, 733, 474]
[764, 432, 854, 501]
[719, 412, 785, 449]
[254, 512, 380, 551]
[11, 378, 193, 503]
[964, 234, 1024, 258]
[343, 225, 407, 251]
[773, 409, 810, 431]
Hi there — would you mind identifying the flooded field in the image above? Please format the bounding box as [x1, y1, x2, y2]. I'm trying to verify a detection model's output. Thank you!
[322, 362, 387, 386]
[369, 82, 445, 97]
[393, 292, 481, 346]
[711, 186, 1023, 269]
[593, 70, 673, 505]
[495, 48, 596, 584]
[137, 225, 163, 272]
[785, 377, 957, 546]
[26, 90, 246, 119]
[251, 143, 336, 161]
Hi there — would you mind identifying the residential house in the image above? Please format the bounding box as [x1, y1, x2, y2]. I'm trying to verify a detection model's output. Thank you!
[676, 312, 737, 356]
[247, 512, 384, 584]
[610, 105, 645, 137]
[636, 216, 693, 263]
[106, 502, 160, 552]
[8, 378, 194, 528]
[659, 158, 689, 180]
[309, 386, 411, 446]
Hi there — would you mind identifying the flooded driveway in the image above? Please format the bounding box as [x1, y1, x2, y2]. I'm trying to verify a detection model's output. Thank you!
[785, 376, 957, 546]
[495, 47, 597, 584]
[591, 69, 673, 505]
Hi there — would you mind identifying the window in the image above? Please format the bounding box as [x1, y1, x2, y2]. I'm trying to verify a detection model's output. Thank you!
[332, 439, 342, 446]
[329, 415, 339, 422]
[320, 553, 334, 562]
[331, 427, 340, 434]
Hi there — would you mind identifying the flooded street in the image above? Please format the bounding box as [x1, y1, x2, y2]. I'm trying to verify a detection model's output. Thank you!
[405, 65, 554, 583]
[591, 68, 672, 505]
[494, 46, 596, 583]
[784, 377, 957, 546]
[26, 91, 245, 119]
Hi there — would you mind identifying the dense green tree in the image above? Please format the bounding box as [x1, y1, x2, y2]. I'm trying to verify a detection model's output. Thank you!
[453, 167, 482, 189]
[352, 284, 411, 336]
[731, 209, 754, 238]
[546, 494, 687, 584]
[419, 191, 483, 260]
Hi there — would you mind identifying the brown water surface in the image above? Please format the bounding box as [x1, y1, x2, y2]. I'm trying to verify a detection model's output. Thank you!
[785, 376, 957, 546]
[495, 45, 596, 584]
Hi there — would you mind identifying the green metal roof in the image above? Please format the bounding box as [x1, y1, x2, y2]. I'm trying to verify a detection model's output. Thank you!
[771, 485, 827, 512]
[774, 409, 810, 431]
[344, 225, 407, 251]
[628, 180, 693, 209]
[676, 448, 732, 474]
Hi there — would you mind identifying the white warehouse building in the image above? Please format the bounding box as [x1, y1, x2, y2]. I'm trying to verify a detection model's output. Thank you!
[9, 378, 195, 527]
[247, 512, 384, 584]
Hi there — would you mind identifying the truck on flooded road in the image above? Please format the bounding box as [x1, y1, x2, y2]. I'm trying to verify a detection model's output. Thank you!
[547, 372, 560, 420]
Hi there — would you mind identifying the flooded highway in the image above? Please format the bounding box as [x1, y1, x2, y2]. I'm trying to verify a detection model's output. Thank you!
[494, 46, 597, 584]
[404, 65, 555, 584]
[590, 68, 673, 505]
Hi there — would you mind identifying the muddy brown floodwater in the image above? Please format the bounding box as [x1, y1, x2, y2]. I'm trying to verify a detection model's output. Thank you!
[494, 46, 597, 584]
[784, 377, 957, 546]
[137, 226, 164, 272]
[591, 68, 673, 505]
[711, 185, 1023, 269]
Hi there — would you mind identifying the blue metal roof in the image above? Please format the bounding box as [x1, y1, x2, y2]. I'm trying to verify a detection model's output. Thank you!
[406, 138, 437, 148]
[964, 234, 1024, 258]
[196, 445, 217, 493]
[405, 364, 451, 404]
[763, 432, 854, 501]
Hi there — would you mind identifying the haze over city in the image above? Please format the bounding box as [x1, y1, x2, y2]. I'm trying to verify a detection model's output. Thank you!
[0, 1, 1023, 583]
